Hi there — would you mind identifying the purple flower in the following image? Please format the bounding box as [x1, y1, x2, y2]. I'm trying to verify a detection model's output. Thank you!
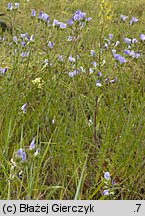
[21, 41, 26, 47]
[86, 17, 92, 22]
[128, 50, 140, 59]
[67, 18, 74, 26]
[96, 80, 102, 87]
[8, 3, 19, 10]
[48, 41, 54, 48]
[21, 33, 26, 39]
[121, 14, 128, 21]
[124, 38, 132, 44]
[21, 33, 30, 41]
[124, 49, 131, 55]
[21, 52, 29, 58]
[69, 69, 80, 77]
[112, 179, 117, 185]
[53, 19, 59, 27]
[115, 41, 120, 46]
[58, 55, 63, 62]
[140, 34, 145, 41]
[21, 103, 28, 113]
[134, 52, 140, 59]
[104, 172, 110, 180]
[97, 71, 102, 77]
[109, 34, 113, 40]
[130, 16, 138, 25]
[89, 68, 94, 74]
[53, 20, 67, 28]
[13, 36, 18, 43]
[45, 59, 49, 64]
[92, 61, 97, 67]
[8, 3, 13, 10]
[69, 55, 75, 62]
[59, 22, 67, 29]
[30, 137, 36, 150]
[38, 11, 50, 22]
[81, 22, 85, 28]
[106, 77, 117, 84]
[91, 50, 95, 56]
[17, 149, 27, 162]
[67, 36, 73, 41]
[0, 68, 8, 75]
[21, 151, 27, 161]
[15, 3, 19, 9]
[107, 39, 111, 45]
[38, 11, 43, 19]
[112, 49, 116, 55]
[73, 10, 86, 21]
[132, 38, 138, 43]
[114, 54, 127, 64]
[103, 189, 109, 196]
[42, 13, 50, 22]
[106, 78, 110, 83]
[32, 9, 36, 17]
[17, 149, 24, 157]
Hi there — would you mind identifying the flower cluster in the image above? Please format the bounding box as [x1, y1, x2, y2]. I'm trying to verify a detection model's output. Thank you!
[103, 171, 121, 197]
[17, 137, 40, 162]
[124, 50, 140, 59]
[53, 20, 67, 29]
[68, 10, 92, 26]
[17, 149, 27, 162]
[69, 69, 80, 77]
[113, 53, 127, 64]
[8, 2, 19, 10]
[38, 11, 50, 23]
[103, 172, 114, 196]
[121, 15, 138, 25]
[32, 9, 67, 28]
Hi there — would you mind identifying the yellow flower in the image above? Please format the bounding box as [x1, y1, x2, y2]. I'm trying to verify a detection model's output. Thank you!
[99, 0, 113, 25]
[32, 77, 44, 88]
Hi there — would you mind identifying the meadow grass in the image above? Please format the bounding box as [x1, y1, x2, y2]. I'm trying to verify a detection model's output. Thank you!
[0, 0, 145, 200]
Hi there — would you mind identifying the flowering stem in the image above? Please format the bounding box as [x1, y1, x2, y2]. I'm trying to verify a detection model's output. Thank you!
[98, 25, 104, 71]
[93, 95, 100, 147]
